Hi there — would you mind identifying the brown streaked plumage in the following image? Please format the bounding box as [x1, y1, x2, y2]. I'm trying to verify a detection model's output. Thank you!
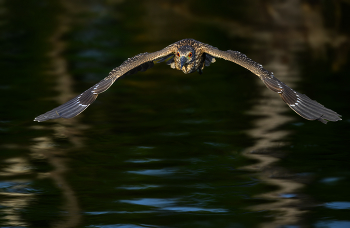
[34, 38, 341, 124]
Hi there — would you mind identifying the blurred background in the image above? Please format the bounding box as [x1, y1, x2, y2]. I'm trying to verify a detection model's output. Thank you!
[1, 0, 350, 227]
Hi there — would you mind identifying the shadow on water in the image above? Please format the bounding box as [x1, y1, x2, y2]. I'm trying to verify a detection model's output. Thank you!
[1, 0, 350, 228]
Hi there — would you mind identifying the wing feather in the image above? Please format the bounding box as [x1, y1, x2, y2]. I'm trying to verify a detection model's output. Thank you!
[34, 44, 176, 122]
[202, 45, 341, 123]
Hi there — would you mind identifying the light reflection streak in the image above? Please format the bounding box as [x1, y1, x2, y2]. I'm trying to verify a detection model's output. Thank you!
[228, 0, 348, 225]
[0, 157, 32, 177]
[239, 1, 318, 227]
[0, 160, 33, 227]
[0, 197, 32, 227]
[28, 1, 89, 227]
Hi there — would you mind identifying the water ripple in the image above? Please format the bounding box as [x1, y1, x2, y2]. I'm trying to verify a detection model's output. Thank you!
[116, 185, 160, 190]
[119, 198, 227, 213]
[323, 201, 350, 210]
[125, 159, 161, 163]
[320, 177, 344, 184]
[203, 142, 230, 148]
[87, 224, 159, 228]
[315, 220, 350, 228]
[127, 168, 177, 176]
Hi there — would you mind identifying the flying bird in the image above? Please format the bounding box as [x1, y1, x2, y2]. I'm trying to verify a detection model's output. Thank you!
[34, 39, 341, 124]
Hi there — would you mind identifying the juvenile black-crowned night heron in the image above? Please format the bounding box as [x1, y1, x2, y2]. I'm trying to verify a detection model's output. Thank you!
[34, 39, 341, 124]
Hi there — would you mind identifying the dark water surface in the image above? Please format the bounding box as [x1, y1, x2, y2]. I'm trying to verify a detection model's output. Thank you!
[1, 1, 350, 227]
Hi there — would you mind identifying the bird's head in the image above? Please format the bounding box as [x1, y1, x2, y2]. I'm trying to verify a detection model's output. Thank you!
[176, 46, 195, 73]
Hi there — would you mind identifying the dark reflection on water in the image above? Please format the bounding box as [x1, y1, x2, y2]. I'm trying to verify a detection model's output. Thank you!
[1, 0, 350, 228]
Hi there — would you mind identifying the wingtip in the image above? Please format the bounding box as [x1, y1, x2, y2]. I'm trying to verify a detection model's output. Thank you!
[316, 114, 342, 124]
[33, 117, 43, 122]
[33, 114, 51, 122]
[317, 118, 328, 124]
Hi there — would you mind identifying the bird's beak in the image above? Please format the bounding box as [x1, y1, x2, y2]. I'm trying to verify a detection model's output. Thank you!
[180, 56, 187, 69]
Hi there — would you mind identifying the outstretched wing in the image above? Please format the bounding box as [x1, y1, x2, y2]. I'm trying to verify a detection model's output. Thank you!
[34, 45, 176, 122]
[202, 44, 341, 124]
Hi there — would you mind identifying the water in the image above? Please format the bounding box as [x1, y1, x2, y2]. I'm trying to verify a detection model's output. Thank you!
[1, 0, 350, 227]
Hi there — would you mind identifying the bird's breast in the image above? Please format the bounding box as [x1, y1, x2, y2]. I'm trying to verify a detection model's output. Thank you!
[184, 56, 203, 74]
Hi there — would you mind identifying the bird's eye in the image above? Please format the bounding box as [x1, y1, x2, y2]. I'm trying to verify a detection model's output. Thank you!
[177, 52, 180, 57]
[188, 52, 192, 57]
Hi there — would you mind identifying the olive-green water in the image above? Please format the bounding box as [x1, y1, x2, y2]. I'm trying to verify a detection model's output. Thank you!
[1, 1, 350, 227]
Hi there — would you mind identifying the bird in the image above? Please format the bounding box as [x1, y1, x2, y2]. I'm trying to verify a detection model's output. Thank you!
[34, 38, 341, 124]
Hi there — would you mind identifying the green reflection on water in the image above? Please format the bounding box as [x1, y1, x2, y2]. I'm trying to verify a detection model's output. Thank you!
[1, 0, 350, 228]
